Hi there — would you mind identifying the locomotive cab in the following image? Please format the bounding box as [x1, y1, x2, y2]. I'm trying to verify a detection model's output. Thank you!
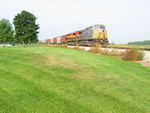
[92, 25, 107, 40]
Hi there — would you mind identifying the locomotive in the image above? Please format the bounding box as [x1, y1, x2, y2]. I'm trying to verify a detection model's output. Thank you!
[47, 24, 108, 46]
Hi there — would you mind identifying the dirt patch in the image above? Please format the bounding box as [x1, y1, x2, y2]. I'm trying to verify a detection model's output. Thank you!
[138, 61, 150, 67]
[103, 74, 120, 79]
[45, 55, 95, 79]
[72, 67, 94, 79]
[45, 55, 78, 69]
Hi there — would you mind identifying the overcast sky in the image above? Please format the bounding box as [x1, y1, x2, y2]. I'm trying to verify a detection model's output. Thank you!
[0, 0, 150, 43]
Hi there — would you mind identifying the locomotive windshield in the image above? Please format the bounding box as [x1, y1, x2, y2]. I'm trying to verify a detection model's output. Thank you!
[93, 26, 100, 30]
[93, 25, 105, 30]
[100, 26, 105, 29]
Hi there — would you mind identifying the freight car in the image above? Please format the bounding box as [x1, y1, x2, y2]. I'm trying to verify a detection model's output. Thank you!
[48, 24, 108, 46]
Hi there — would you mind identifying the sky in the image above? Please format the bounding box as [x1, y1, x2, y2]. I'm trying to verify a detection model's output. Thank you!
[0, 0, 150, 43]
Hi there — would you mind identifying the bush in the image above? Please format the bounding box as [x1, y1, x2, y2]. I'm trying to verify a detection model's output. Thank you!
[88, 46, 145, 61]
[50, 44, 68, 48]
[100, 49, 110, 55]
[137, 50, 145, 60]
[72, 44, 82, 50]
[61, 44, 68, 48]
[121, 48, 145, 61]
[88, 46, 102, 54]
[110, 50, 121, 57]
[88, 46, 111, 55]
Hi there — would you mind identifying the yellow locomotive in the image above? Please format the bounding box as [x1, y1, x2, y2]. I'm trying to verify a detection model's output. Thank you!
[67, 25, 108, 46]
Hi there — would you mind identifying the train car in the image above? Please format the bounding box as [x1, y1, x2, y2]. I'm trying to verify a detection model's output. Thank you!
[56, 36, 61, 44]
[47, 24, 108, 46]
[66, 31, 81, 45]
[47, 39, 51, 43]
[53, 38, 57, 44]
[50, 38, 54, 44]
[60, 35, 67, 43]
[50, 38, 57, 44]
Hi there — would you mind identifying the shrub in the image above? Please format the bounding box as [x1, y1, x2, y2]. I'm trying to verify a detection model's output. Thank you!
[110, 50, 121, 57]
[51, 44, 68, 48]
[121, 48, 145, 61]
[88, 46, 111, 55]
[72, 44, 81, 50]
[88, 46, 102, 54]
[61, 44, 68, 48]
[137, 50, 145, 60]
[101, 49, 110, 55]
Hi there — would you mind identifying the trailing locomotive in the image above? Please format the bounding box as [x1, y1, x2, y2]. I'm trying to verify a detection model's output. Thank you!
[47, 24, 108, 46]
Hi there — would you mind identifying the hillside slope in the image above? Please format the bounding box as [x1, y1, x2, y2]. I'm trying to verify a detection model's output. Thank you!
[0, 46, 150, 113]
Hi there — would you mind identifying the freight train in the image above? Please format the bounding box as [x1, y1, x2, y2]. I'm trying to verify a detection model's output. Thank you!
[47, 25, 108, 46]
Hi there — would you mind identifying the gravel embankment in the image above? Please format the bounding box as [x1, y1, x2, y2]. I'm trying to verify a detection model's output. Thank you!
[69, 46, 150, 66]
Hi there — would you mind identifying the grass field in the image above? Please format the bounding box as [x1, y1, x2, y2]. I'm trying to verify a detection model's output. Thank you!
[0, 46, 150, 113]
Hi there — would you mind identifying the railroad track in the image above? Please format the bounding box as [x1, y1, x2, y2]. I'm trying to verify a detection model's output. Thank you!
[70, 45, 150, 52]
[70, 45, 150, 51]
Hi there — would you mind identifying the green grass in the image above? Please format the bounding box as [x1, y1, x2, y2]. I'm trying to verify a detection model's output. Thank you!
[0, 46, 150, 113]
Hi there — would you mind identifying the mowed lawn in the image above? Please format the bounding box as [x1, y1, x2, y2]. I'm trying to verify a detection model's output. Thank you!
[0, 46, 150, 113]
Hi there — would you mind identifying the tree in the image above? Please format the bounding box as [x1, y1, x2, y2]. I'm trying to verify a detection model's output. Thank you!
[13, 10, 39, 45]
[128, 40, 150, 45]
[0, 19, 14, 44]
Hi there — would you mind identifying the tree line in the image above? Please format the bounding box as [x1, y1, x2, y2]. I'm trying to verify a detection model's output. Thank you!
[0, 10, 39, 45]
[128, 40, 150, 45]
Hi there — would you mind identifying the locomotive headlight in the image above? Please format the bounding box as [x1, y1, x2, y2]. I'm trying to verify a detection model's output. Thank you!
[99, 29, 103, 32]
